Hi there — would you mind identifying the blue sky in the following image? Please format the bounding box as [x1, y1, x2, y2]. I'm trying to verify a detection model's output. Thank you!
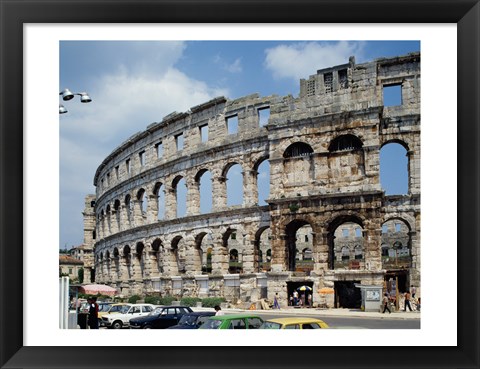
[59, 40, 420, 250]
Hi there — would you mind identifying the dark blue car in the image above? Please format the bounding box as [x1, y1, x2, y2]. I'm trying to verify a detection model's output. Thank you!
[129, 305, 193, 329]
[167, 311, 216, 329]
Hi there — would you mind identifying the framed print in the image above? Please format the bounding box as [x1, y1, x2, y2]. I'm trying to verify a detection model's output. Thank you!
[1, 0, 479, 368]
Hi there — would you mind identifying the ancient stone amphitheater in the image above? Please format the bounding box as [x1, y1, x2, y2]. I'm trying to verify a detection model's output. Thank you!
[84, 52, 420, 308]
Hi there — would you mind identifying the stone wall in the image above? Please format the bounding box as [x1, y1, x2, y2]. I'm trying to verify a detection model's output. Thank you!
[88, 53, 421, 306]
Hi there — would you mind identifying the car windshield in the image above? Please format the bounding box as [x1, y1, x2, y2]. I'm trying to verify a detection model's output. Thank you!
[259, 321, 282, 329]
[178, 315, 197, 326]
[200, 319, 222, 329]
[150, 307, 163, 315]
[98, 304, 111, 312]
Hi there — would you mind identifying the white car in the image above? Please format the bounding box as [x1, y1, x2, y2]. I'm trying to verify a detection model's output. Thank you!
[101, 303, 155, 329]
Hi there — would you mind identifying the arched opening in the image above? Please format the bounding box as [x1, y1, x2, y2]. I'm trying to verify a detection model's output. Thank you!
[328, 217, 364, 270]
[153, 182, 165, 220]
[256, 159, 270, 205]
[113, 247, 120, 279]
[173, 176, 187, 218]
[196, 233, 213, 274]
[114, 199, 121, 230]
[136, 242, 145, 278]
[137, 188, 147, 215]
[283, 142, 313, 158]
[328, 134, 363, 152]
[381, 218, 412, 270]
[380, 141, 409, 195]
[123, 245, 131, 279]
[285, 220, 312, 272]
[229, 249, 242, 274]
[196, 170, 212, 214]
[255, 227, 271, 272]
[172, 237, 186, 274]
[225, 163, 243, 206]
[151, 238, 163, 274]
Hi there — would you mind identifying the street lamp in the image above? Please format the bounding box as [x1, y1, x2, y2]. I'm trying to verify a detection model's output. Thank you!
[59, 89, 92, 114]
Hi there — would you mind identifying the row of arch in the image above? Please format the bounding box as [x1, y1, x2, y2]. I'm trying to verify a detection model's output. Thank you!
[94, 139, 409, 241]
[94, 215, 414, 283]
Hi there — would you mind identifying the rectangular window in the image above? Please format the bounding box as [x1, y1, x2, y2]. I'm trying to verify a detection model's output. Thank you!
[231, 233, 236, 240]
[338, 69, 348, 89]
[355, 228, 362, 237]
[306, 79, 316, 96]
[395, 223, 401, 232]
[139, 150, 145, 166]
[101, 179, 104, 189]
[175, 133, 184, 151]
[106, 173, 110, 186]
[126, 159, 131, 174]
[226, 115, 238, 134]
[305, 235, 309, 242]
[382, 224, 388, 233]
[324, 72, 333, 93]
[155, 142, 163, 158]
[258, 107, 270, 127]
[200, 124, 208, 143]
[383, 84, 402, 106]
[342, 229, 349, 237]
[115, 166, 119, 179]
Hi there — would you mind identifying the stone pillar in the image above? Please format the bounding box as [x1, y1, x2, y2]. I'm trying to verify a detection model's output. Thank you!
[211, 239, 229, 275]
[212, 176, 227, 211]
[184, 237, 202, 276]
[132, 200, 144, 227]
[147, 194, 158, 224]
[242, 169, 258, 206]
[242, 234, 255, 273]
[164, 186, 176, 220]
[110, 210, 118, 235]
[364, 221, 382, 271]
[314, 231, 329, 274]
[119, 205, 127, 231]
[131, 252, 143, 282]
[162, 248, 177, 276]
[186, 179, 200, 216]
[114, 257, 121, 280]
[270, 229, 286, 272]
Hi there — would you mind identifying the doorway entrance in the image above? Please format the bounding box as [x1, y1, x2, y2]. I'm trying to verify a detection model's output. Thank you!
[334, 281, 361, 308]
[286, 281, 314, 307]
[384, 270, 408, 293]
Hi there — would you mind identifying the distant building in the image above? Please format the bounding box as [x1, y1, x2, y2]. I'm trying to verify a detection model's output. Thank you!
[59, 254, 84, 281]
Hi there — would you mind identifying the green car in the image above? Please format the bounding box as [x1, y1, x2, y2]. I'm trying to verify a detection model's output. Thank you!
[199, 314, 264, 329]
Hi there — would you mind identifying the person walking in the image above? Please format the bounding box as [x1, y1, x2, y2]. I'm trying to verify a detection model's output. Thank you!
[411, 286, 416, 298]
[87, 297, 99, 329]
[404, 291, 413, 311]
[293, 290, 299, 306]
[273, 293, 280, 309]
[382, 293, 391, 314]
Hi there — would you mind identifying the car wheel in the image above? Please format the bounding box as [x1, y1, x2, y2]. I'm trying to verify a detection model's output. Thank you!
[143, 325, 152, 329]
[112, 321, 123, 329]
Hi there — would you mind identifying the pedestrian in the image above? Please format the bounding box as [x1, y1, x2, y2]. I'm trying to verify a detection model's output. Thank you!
[417, 297, 421, 312]
[87, 297, 99, 329]
[293, 290, 299, 306]
[289, 295, 293, 306]
[307, 293, 312, 308]
[411, 286, 416, 298]
[214, 305, 224, 316]
[273, 293, 280, 309]
[301, 294, 306, 308]
[382, 293, 391, 314]
[404, 291, 412, 311]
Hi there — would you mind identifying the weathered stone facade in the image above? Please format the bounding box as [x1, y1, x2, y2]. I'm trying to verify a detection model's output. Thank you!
[88, 53, 420, 308]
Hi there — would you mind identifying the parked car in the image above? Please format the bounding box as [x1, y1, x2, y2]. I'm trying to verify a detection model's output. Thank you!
[129, 305, 193, 329]
[259, 317, 329, 329]
[98, 303, 131, 326]
[167, 311, 216, 329]
[101, 303, 155, 329]
[199, 314, 264, 329]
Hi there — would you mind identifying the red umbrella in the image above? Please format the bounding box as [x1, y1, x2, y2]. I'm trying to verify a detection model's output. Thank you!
[79, 284, 117, 296]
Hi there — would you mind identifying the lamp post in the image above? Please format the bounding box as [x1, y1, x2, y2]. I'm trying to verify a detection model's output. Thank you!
[59, 89, 92, 114]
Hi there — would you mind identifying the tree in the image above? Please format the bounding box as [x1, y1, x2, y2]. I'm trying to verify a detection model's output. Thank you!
[78, 268, 84, 284]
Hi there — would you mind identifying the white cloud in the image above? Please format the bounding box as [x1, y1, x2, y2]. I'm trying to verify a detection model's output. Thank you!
[213, 55, 242, 73]
[60, 55, 229, 246]
[264, 41, 365, 80]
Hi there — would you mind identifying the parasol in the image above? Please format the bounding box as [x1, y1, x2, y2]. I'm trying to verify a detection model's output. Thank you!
[297, 285, 313, 292]
[79, 284, 117, 296]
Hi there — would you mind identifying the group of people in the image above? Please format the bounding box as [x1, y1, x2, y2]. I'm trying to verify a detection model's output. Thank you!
[87, 296, 99, 329]
[382, 286, 421, 314]
[288, 291, 312, 308]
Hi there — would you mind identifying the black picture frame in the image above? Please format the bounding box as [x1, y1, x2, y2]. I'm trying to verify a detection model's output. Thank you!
[1, 1, 478, 368]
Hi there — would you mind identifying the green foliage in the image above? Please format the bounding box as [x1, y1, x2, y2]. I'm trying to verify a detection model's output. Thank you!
[144, 296, 158, 305]
[289, 203, 300, 212]
[180, 297, 202, 307]
[158, 295, 176, 306]
[128, 295, 141, 304]
[201, 297, 226, 308]
[78, 268, 84, 284]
